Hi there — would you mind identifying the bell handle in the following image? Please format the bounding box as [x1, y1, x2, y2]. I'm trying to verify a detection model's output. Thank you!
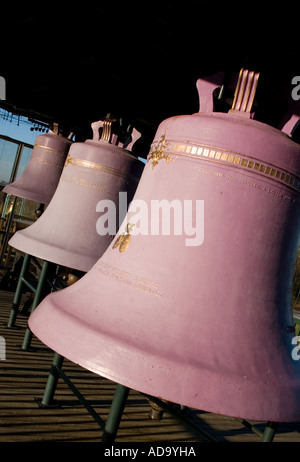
[91, 120, 104, 141]
[52, 122, 59, 135]
[196, 72, 225, 113]
[91, 119, 117, 143]
[274, 79, 300, 136]
[123, 127, 141, 151]
[280, 113, 300, 136]
[228, 68, 260, 118]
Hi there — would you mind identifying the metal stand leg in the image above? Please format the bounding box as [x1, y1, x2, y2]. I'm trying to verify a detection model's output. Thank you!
[37, 352, 107, 430]
[21, 260, 50, 350]
[102, 384, 130, 442]
[261, 421, 277, 442]
[7, 253, 31, 328]
[40, 352, 65, 407]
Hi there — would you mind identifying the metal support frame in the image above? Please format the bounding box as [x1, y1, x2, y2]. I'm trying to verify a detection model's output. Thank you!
[7, 252, 31, 327]
[37, 354, 129, 443]
[40, 352, 64, 406]
[10, 252, 281, 442]
[7, 252, 61, 350]
[236, 418, 277, 442]
[21, 259, 50, 350]
[102, 384, 130, 442]
[38, 350, 216, 442]
[261, 422, 278, 442]
[0, 136, 34, 268]
[36, 349, 278, 442]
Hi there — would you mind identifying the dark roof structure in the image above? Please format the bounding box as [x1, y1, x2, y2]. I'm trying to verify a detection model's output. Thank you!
[1, 2, 300, 156]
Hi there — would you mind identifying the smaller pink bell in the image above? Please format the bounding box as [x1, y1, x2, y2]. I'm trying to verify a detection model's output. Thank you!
[3, 123, 73, 204]
[8, 118, 144, 272]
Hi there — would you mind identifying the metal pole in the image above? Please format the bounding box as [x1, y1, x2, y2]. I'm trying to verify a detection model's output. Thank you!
[40, 352, 64, 407]
[101, 384, 130, 442]
[9, 142, 24, 184]
[21, 260, 49, 350]
[0, 195, 17, 266]
[0, 141, 24, 266]
[7, 252, 31, 327]
[261, 421, 277, 442]
[56, 366, 106, 429]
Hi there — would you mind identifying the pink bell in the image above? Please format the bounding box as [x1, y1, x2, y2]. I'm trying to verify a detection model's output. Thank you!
[8, 118, 144, 272]
[3, 123, 72, 204]
[29, 70, 300, 423]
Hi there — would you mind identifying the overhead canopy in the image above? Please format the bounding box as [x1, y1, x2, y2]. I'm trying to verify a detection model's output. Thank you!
[1, 2, 300, 155]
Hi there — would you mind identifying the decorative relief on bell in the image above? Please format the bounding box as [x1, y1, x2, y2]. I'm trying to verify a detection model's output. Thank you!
[112, 223, 136, 253]
[64, 153, 76, 166]
[148, 133, 175, 168]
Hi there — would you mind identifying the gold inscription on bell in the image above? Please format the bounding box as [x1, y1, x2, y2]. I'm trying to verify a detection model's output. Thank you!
[97, 261, 165, 297]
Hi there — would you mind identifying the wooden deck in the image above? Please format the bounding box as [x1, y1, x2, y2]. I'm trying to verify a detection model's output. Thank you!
[1, 289, 300, 444]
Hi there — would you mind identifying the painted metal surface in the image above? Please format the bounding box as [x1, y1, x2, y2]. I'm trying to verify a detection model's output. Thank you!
[29, 72, 300, 422]
[8, 120, 144, 272]
[3, 131, 72, 204]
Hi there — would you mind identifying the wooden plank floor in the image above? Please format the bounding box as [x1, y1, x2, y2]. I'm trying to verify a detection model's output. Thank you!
[1, 289, 300, 443]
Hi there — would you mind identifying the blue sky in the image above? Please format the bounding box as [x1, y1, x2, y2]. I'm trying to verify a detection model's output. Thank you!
[0, 112, 43, 145]
[0, 110, 147, 173]
[0, 111, 41, 184]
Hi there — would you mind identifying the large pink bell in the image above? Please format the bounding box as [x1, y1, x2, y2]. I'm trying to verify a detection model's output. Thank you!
[8, 118, 144, 272]
[3, 124, 72, 204]
[29, 70, 300, 422]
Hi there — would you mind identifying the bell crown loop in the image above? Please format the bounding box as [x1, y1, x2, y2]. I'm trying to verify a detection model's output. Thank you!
[197, 68, 300, 137]
[229, 68, 260, 118]
[91, 115, 141, 152]
[196, 69, 260, 121]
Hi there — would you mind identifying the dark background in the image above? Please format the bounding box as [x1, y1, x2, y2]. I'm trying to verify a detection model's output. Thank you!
[1, 1, 300, 157]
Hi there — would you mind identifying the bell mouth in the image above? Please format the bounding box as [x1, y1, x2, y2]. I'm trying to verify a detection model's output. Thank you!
[8, 226, 111, 273]
[28, 271, 300, 424]
[3, 183, 51, 205]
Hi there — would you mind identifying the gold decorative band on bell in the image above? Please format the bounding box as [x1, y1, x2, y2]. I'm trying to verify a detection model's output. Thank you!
[148, 137, 300, 193]
[34, 142, 68, 155]
[64, 154, 140, 183]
